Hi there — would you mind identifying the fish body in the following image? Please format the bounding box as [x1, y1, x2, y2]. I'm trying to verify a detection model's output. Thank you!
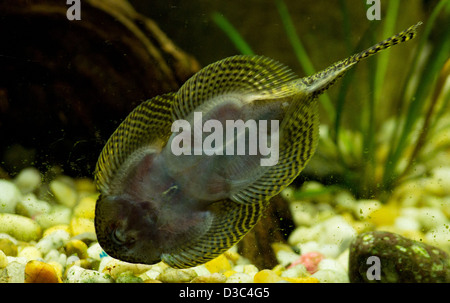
[94, 22, 421, 268]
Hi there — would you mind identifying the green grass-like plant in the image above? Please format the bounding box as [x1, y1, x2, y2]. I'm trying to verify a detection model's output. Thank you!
[212, 0, 450, 200]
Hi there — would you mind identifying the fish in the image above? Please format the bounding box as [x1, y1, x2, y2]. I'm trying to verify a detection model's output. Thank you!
[94, 22, 421, 268]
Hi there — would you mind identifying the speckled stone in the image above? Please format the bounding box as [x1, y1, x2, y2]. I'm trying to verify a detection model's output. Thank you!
[349, 231, 450, 283]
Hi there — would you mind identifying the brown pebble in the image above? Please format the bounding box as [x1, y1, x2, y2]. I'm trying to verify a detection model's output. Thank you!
[25, 260, 62, 283]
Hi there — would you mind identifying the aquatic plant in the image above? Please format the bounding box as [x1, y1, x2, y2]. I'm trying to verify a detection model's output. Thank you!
[213, 0, 450, 200]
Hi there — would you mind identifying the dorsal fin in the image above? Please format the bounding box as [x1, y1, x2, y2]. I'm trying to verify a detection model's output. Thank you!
[304, 21, 422, 96]
[94, 93, 176, 194]
[173, 55, 298, 120]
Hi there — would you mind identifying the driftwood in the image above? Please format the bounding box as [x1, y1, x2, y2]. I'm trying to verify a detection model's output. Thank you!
[0, 0, 200, 176]
[238, 194, 295, 270]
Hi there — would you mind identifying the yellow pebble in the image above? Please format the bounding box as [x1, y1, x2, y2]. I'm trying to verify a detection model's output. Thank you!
[253, 269, 283, 283]
[70, 217, 95, 236]
[50, 180, 78, 208]
[65, 239, 88, 259]
[46, 261, 63, 280]
[271, 242, 294, 254]
[43, 224, 71, 238]
[271, 264, 285, 276]
[74, 178, 97, 193]
[18, 246, 42, 261]
[0, 250, 8, 268]
[222, 270, 237, 278]
[25, 260, 62, 283]
[367, 204, 399, 226]
[282, 277, 319, 283]
[224, 250, 240, 263]
[73, 196, 96, 219]
[204, 254, 232, 273]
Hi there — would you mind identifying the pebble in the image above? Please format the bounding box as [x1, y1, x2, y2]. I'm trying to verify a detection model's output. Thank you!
[159, 267, 198, 283]
[289, 251, 324, 274]
[65, 265, 113, 283]
[35, 206, 72, 229]
[275, 249, 300, 267]
[64, 239, 88, 259]
[35, 229, 70, 255]
[225, 272, 253, 283]
[0, 236, 18, 256]
[24, 260, 61, 283]
[14, 167, 41, 194]
[204, 254, 232, 273]
[0, 180, 22, 213]
[0, 250, 7, 268]
[72, 196, 96, 219]
[281, 263, 308, 278]
[16, 194, 51, 218]
[425, 225, 450, 252]
[349, 231, 450, 282]
[49, 179, 78, 208]
[70, 217, 96, 236]
[191, 273, 227, 283]
[416, 207, 448, 231]
[312, 268, 349, 283]
[17, 246, 42, 261]
[253, 269, 283, 283]
[100, 258, 153, 279]
[0, 213, 41, 241]
[289, 215, 356, 258]
[115, 271, 143, 283]
[0, 261, 25, 282]
[86, 242, 104, 261]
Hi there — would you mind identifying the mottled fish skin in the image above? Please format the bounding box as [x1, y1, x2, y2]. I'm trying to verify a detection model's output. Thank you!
[94, 22, 421, 268]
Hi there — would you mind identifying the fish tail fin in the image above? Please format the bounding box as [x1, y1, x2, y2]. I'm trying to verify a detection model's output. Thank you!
[303, 21, 422, 95]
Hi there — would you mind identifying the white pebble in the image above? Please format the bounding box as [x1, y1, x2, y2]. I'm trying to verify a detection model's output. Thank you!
[225, 272, 253, 283]
[417, 207, 448, 230]
[66, 265, 113, 283]
[101, 258, 153, 279]
[298, 241, 340, 259]
[17, 193, 51, 217]
[312, 269, 349, 283]
[0, 213, 41, 241]
[87, 242, 104, 260]
[425, 225, 450, 252]
[0, 180, 22, 213]
[14, 167, 41, 194]
[35, 205, 72, 229]
[317, 216, 357, 253]
[0, 261, 25, 283]
[281, 263, 308, 278]
[44, 249, 67, 266]
[288, 225, 321, 246]
[139, 269, 162, 281]
[318, 258, 346, 273]
[276, 250, 300, 267]
[192, 264, 210, 277]
[394, 216, 421, 232]
[36, 229, 70, 255]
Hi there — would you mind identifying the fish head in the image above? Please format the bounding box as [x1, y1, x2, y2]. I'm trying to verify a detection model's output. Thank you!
[94, 193, 161, 264]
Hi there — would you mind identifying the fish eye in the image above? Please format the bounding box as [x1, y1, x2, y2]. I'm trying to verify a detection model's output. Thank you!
[111, 227, 128, 245]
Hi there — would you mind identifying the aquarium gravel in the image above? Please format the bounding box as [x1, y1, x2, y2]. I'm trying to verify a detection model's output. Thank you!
[0, 165, 448, 283]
